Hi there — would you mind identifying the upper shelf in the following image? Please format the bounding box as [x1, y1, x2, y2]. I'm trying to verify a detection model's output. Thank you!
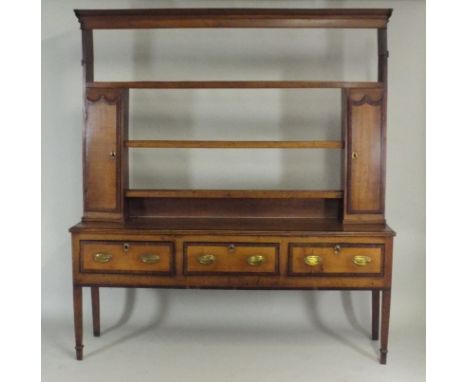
[74, 8, 392, 30]
[87, 81, 383, 89]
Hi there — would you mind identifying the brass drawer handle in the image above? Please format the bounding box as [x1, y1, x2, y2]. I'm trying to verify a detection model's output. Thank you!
[246, 255, 265, 266]
[304, 255, 322, 267]
[198, 254, 216, 265]
[93, 253, 112, 263]
[140, 254, 160, 264]
[353, 256, 372, 266]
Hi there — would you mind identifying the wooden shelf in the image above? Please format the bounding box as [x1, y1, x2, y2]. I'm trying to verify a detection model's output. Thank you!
[75, 8, 392, 29]
[70, 218, 395, 236]
[125, 140, 344, 149]
[125, 189, 344, 199]
[87, 81, 383, 89]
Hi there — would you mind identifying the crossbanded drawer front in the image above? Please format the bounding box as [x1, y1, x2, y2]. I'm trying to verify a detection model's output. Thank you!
[288, 243, 383, 276]
[80, 241, 174, 275]
[184, 242, 279, 275]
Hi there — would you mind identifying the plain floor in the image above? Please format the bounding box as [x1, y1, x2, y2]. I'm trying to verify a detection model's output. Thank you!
[42, 289, 425, 382]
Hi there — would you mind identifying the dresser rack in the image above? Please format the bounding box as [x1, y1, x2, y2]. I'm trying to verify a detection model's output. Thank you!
[70, 8, 394, 364]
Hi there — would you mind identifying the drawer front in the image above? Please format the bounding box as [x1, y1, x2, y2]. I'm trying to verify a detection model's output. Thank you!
[184, 242, 279, 275]
[80, 241, 175, 275]
[288, 243, 383, 276]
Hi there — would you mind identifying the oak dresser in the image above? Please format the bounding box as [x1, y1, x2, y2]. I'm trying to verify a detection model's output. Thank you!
[70, 8, 395, 364]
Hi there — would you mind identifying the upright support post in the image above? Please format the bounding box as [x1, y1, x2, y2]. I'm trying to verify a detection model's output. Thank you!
[378, 28, 388, 223]
[341, 27, 389, 225]
[81, 29, 94, 83]
[378, 28, 388, 85]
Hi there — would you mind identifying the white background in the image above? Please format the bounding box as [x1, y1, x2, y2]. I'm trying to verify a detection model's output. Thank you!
[40, 1, 425, 381]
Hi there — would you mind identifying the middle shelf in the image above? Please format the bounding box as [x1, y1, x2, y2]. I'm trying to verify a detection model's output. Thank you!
[125, 140, 344, 149]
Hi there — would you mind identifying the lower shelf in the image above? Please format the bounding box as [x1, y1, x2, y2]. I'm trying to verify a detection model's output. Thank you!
[72, 217, 395, 235]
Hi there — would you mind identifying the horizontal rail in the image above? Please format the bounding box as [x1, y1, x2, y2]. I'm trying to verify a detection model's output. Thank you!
[75, 8, 392, 29]
[125, 140, 344, 149]
[125, 189, 344, 199]
[87, 81, 383, 89]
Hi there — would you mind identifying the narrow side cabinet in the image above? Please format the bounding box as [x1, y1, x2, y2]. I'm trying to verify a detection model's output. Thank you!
[70, 8, 395, 364]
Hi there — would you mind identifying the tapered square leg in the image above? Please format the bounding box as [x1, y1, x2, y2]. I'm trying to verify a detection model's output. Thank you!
[91, 287, 100, 337]
[380, 289, 391, 364]
[372, 290, 380, 340]
[73, 285, 83, 360]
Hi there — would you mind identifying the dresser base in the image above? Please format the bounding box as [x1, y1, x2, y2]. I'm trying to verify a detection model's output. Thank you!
[70, 219, 394, 364]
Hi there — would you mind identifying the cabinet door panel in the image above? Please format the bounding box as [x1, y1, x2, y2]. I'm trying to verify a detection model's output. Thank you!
[344, 89, 385, 223]
[85, 98, 118, 211]
[350, 102, 382, 211]
[83, 88, 128, 221]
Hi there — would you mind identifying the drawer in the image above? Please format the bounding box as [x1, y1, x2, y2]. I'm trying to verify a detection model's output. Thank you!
[80, 241, 175, 275]
[184, 242, 279, 275]
[288, 243, 383, 276]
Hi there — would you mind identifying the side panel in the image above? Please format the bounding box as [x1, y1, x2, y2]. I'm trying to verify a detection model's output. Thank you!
[343, 88, 385, 223]
[83, 88, 128, 221]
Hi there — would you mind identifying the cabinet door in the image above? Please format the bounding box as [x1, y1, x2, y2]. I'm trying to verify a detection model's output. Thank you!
[343, 88, 385, 223]
[83, 88, 128, 221]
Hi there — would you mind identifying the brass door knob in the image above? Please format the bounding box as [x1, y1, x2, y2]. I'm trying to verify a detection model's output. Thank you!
[352, 256, 372, 266]
[140, 254, 160, 264]
[351, 151, 359, 160]
[93, 253, 112, 263]
[304, 255, 322, 266]
[246, 255, 265, 266]
[198, 254, 216, 265]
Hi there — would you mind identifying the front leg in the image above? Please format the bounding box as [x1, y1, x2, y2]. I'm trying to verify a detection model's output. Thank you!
[91, 287, 100, 337]
[372, 290, 380, 340]
[380, 289, 391, 364]
[73, 285, 83, 360]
